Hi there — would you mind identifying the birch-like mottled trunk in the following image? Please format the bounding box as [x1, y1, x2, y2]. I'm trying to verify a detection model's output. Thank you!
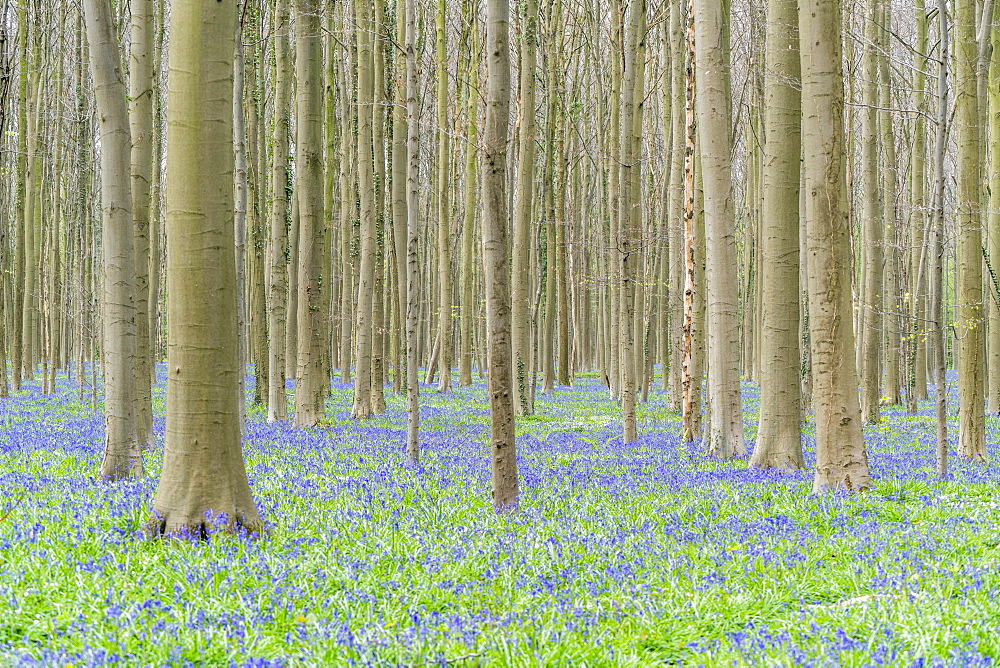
[667, 0, 686, 407]
[83, 0, 143, 481]
[405, 0, 421, 461]
[681, 4, 703, 443]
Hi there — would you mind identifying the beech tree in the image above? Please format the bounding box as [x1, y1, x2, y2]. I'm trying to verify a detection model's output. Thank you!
[800, 0, 870, 492]
[752, 0, 803, 470]
[694, 0, 744, 459]
[483, 0, 518, 511]
[82, 0, 143, 481]
[149, 0, 262, 535]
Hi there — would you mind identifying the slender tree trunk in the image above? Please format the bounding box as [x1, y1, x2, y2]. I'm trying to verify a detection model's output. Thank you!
[10, 4, 25, 392]
[459, 9, 479, 388]
[435, 0, 453, 393]
[619, 0, 645, 444]
[370, 0, 388, 414]
[879, 7, 902, 407]
[483, 0, 518, 512]
[752, 0, 803, 469]
[695, 0, 745, 458]
[405, 0, 420, 461]
[234, 17, 249, 433]
[245, 3, 269, 407]
[955, 0, 986, 460]
[392, 0, 409, 398]
[801, 0, 870, 492]
[859, 0, 883, 425]
[988, 14, 1000, 414]
[512, 0, 538, 415]
[267, 0, 291, 423]
[933, 0, 949, 475]
[83, 0, 143, 481]
[352, 0, 378, 418]
[667, 0, 685, 408]
[293, 0, 328, 427]
[909, 0, 930, 408]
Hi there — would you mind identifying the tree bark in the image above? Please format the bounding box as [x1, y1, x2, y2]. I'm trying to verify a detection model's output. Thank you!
[293, 0, 328, 428]
[435, 0, 453, 393]
[129, 0, 154, 450]
[267, 0, 291, 423]
[752, 0, 804, 469]
[859, 0, 883, 425]
[800, 0, 871, 492]
[352, 0, 378, 418]
[83, 0, 143, 481]
[150, 0, 262, 537]
[483, 0, 518, 512]
[694, 0, 744, 458]
[955, 0, 986, 460]
[512, 0, 538, 415]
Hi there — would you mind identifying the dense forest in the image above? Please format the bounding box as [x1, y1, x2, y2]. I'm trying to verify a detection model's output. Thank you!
[4, 0, 1000, 663]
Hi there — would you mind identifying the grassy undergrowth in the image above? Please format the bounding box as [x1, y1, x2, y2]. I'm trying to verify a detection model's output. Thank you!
[1, 366, 999, 666]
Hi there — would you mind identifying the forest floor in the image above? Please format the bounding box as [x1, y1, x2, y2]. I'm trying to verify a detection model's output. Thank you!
[0, 366, 998, 666]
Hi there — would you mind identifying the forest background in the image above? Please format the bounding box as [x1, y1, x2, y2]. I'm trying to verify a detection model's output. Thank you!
[1, 0, 1000, 663]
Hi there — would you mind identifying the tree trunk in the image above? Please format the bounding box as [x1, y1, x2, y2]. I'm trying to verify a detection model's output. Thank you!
[83, 0, 143, 481]
[988, 12, 1000, 414]
[512, 0, 538, 415]
[800, 0, 870, 492]
[129, 0, 154, 450]
[352, 0, 378, 418]
[932, 0, 949, 475]
[293, 0, 328, 428]
[435, 0, 453, 393]
[859, 0, 883, 425]
[405, 0, 421, 461]
[909, 0, 930, 408]
[459, 8, 479, 388]
[619, 0, 645, 444]
[267, 0, 291, 423]
[150, 0, 262, 537]
[751, 0, 804, 469]
[483, 0, 518, 512]
[695, 0, 745, 458]
[955, 0, 986, 460]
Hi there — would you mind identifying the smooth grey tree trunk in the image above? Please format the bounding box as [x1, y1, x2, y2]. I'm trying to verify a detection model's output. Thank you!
[800, 0, 871, 492]
[83, 0, 143, 481]
[751, 0, 804, 470]
[150, 0, 262, 536]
